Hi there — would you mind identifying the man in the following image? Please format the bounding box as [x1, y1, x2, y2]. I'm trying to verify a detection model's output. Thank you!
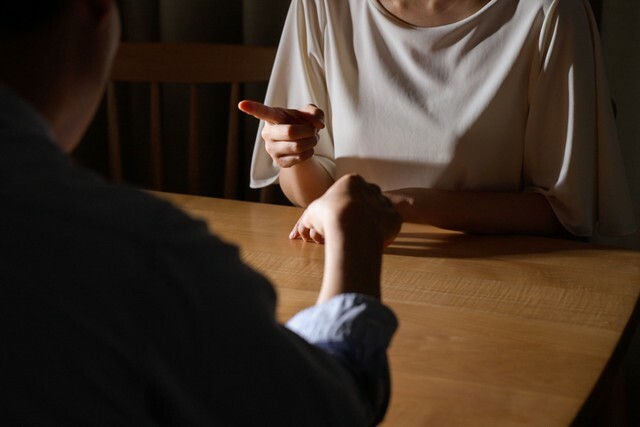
[0, 1, 401, 425]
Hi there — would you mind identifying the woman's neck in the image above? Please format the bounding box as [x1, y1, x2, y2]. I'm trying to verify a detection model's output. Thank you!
[377, 0, 491, 27]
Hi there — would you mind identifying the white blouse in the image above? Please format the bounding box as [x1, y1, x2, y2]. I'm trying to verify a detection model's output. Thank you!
[250, 0, 637, 236]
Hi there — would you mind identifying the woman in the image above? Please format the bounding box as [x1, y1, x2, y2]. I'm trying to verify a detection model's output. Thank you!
[242, 0, 636, 237]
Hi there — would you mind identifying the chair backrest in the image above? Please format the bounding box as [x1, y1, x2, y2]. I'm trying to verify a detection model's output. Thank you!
[107, 42, 277, 197]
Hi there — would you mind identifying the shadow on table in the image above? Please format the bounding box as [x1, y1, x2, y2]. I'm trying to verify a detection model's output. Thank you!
[384, 231, 602, 259]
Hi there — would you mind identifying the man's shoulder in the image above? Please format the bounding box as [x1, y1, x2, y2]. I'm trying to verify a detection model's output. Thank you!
[68, 175, 219, 248]
[4, 157, 225, 254]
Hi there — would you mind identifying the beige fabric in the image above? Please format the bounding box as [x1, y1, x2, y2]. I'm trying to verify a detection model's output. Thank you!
[250, 0, 636, 236]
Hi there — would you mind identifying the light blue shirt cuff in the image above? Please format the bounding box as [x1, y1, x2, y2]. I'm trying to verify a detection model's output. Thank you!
[285, 293, 398, 424]
[285, 293, 397, 355]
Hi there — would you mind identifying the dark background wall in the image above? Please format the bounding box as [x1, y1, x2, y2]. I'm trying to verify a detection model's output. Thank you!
[595, 1, 640, 250]
[73, 0, 291, 203]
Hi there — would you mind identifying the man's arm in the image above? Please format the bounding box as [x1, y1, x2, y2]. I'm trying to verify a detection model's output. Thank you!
[159, 174, 400, 425]
[182, 174, 401, 425]
[284, 174, 402, 423]
[292, 174, 402, 299]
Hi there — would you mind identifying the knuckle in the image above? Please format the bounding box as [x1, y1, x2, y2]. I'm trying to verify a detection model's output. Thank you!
[282, 124, 296, 139]
[265, 143, 278, 156]
[302, 149, 315, 160]
[288, 141, 301, 153]
[260, 127, 273, 141]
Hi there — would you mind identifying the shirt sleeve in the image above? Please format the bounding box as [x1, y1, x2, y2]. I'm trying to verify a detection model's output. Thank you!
[286, 293, 398, 425]
[523, 0, 636, 236]
[249, 0, 336, 189]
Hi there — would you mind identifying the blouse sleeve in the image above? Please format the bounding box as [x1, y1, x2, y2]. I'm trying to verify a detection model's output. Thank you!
[523, 0, 636, 236]
[250, 0, 336, 189]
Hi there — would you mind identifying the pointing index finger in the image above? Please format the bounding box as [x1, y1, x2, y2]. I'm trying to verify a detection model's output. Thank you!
[238, 100, 282, 125]
[238, 100, 325, 129]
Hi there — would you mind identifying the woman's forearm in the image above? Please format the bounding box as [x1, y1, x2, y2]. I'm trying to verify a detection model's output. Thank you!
[279, 158, 334, 207]
[384, 188, 569, 237]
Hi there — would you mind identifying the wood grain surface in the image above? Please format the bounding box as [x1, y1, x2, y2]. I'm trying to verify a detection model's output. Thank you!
[154, 192, 640, 426]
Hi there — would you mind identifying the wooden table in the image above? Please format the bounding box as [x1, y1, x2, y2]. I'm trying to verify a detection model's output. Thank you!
[154, 193, 640, 426]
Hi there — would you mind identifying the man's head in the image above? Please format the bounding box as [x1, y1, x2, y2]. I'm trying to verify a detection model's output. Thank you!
[0, 0, 121, 152]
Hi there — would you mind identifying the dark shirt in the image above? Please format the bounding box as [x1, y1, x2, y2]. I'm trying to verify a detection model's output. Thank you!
[0, 86, 396, 426]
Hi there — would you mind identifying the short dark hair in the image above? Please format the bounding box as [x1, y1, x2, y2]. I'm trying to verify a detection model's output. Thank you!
[0, 1, 68, 37]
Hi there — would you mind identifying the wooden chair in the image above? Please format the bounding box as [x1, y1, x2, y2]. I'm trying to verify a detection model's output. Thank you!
[107, 42, 277, 197]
